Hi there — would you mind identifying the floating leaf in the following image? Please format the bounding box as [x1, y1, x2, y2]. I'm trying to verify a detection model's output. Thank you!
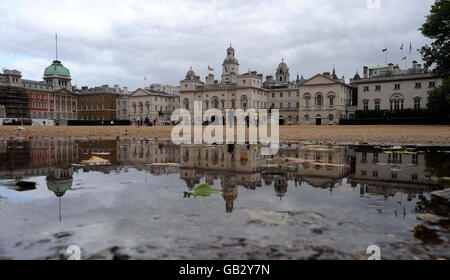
[192, 184, 220, 197]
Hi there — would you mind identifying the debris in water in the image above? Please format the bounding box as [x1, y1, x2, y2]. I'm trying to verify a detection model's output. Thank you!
[15, 181, 36, 189]
[81, 156, 111, 166]
[185, 184, 220, 198]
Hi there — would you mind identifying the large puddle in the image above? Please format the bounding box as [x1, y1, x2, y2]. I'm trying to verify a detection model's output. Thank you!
[0, 138, 449, 260]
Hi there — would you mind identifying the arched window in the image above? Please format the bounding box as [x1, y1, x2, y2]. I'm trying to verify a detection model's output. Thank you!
[304, 93, 311, 108]
[183, 98, 189, 110]
[241, 96, 248, 108]
[315, 94, 322, 108]
[329, 114, 334, 121]
[213, 98, 219, 109]
[139, 102, 143, 113]
[390, 93, 404, 111]
[221, 100, 225, 109]
[304, 114, 309, 121]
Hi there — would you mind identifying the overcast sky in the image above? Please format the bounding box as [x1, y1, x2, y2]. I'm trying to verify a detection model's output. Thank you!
[0, 0, 435, 90]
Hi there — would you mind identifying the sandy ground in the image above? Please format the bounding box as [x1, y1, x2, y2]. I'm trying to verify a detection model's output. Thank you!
[0, 125, 449, 146]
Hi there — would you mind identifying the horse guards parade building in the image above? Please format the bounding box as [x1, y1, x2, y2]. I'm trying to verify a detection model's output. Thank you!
[0, 44, 443, 126]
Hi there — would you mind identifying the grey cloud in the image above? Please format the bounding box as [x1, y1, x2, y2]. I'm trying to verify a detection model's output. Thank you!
[0, 0, 435, 89]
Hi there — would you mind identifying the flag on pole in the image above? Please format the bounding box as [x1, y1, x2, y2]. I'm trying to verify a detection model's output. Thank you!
[409, 42, 412, 54]
[382, 48, 387, 52]
[208, 65, 214, 71]
[402, 56, 407, 60]
[400, 43, 403, 51]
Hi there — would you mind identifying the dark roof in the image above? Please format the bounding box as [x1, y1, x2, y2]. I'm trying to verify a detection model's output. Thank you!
[22, 79, 53, 91]
[75, 85, 119, 95]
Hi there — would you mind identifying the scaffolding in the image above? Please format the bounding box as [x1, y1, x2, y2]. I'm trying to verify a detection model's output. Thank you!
[0, 85, 30, 118]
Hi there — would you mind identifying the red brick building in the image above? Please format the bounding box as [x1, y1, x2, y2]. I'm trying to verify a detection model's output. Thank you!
[76, 85, 119, 121]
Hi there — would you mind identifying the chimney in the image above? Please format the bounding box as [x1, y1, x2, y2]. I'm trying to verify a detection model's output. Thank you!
[206, 73, 214, 85]
[114, 84, 120, 92]
[388, 63, 394, 71]
[412, 61, 417, 69]
[123, 86, 128, 93]
[82, 86, 88, 90]
[363, 66, 368, 78]
[417, 64, 422, 70]
[323, 72, 331, 77]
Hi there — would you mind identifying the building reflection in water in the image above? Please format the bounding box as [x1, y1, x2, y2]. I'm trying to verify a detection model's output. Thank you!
[350, 147, 442, 202]
[0, 137, 78, 180]
[46, 166, 73, 222]
[0, 138, 447, 214]
[180, 144, 263, 213]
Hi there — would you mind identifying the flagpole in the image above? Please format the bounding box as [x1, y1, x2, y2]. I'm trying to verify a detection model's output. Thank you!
[409, 42, 412, 70]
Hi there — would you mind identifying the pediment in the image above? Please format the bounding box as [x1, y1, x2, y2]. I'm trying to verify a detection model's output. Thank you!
[303, 74, 337, 86]
[130, 88, 151, 97]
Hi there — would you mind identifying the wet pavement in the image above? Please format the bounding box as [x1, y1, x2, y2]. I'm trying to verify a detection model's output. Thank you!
[0, 138, 449, 260]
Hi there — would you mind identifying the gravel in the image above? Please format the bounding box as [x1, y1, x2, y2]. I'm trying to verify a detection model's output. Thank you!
[1, 125, 449, 146]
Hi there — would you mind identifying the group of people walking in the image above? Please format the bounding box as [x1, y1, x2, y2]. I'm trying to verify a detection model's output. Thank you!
[135, 116, 157, 127]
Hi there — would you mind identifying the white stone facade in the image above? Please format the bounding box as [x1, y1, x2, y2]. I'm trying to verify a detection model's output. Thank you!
[115, 85, 131, 120]
[129, 88, 180, 124]
[180, 45, 356, 125]
[355, 63, 442, 111]
[299, 74, 354, 125]
[180, 47, 267, 123]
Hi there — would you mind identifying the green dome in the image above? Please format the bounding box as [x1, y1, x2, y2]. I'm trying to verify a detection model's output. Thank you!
[44, 60, 70, 77]
[47, 180, 73, 197]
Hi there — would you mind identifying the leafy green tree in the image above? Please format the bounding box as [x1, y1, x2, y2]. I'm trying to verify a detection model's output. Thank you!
[419, 0, 450, 78]
[427, 78, 450, 115]
[420, 0, 450, 115]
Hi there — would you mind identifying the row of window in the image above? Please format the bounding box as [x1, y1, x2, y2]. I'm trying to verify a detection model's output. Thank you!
[80, 115, 110, 121]
[182, 96, 336, 110]
[360, 170, 419, 181]
[132, 104, 170, 113]
[363, 99, 422, 111]
[31, 112, 76, 119]
[24, 84, 51, 90]
[360, 152, 419, 164]
[58, 80, 69, 87]
[30, 93, 76, 102]
[241, 79, 261, 86]
[270, 102, 300, 109]
[363, 81, 436, 92]
[79, 104, 108, 111]
[271, 92, 300, 98]
[81, 95, 106, 101]
[32, 101, 76, 111]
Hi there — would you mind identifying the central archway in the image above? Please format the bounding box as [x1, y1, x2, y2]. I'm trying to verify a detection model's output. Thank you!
[316, 115, 322, 126]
